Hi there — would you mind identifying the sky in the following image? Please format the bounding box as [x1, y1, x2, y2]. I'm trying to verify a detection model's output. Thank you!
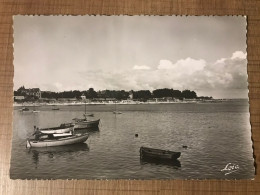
[14, 16, 248, 99]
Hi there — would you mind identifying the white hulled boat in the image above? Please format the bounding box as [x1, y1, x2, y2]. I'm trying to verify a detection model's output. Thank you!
[26, 133, 89, 148]
[38, 123, 74, 134]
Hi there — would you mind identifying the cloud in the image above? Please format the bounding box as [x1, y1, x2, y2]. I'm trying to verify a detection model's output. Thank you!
[129, 51, 247, 98]
[215, 58, 226, 64]
[157, 60, 173, 69]
[54, 82, 63, 91]
[133, 65, 151, 70]
[36, 51, 248, 98]
[231, 51, 247, 60]
[158, 58, 206, 75]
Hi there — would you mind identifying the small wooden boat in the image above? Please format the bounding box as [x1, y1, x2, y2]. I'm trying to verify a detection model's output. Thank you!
[73, 101, 100, 129]
[26, 133, 89, 148]
[39, 131, 73, 139]
[140, 147, 181, 160]
[32, 104, 40, 113]
[52, 131, 73, 137]
[83, 113, 94, 117]
[19, 107, 31, 112]
[73, 118, 100, 130]
[52, 108, 60, 110]
[140, 157, 181, 168]
[29, 143, 89, 154]
[38, 123, 74, 134]
[113, 101, 122, 114]
[113, 111, 122, 114]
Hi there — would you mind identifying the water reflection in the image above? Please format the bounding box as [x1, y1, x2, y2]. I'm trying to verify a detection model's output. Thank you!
[140, 157, 181, 169]
[29, 143, 89, 169]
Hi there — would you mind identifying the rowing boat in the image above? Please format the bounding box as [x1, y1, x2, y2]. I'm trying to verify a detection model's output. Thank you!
[73, 119, 100, 130]
[140, 147, 181, 160]
[73, 101, 100, 129]
[39, 123, 74, 134]
[26, 133, 89, 148]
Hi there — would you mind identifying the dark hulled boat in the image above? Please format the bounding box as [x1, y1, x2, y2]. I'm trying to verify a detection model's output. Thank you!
[140, 157, 181, 168]
[140, 147, 181, 160]
[73, 118, 100, 129]
[73, 101, 100, 130]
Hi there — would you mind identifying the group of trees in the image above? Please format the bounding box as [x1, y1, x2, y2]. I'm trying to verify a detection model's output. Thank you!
[132, 89, 198, 100]
[15, 86, 211, 101]
[132, 90, 151, 100]
[41, 89, 129, 100]
[41, 91, 81, 99]
[42, 88, 199, 100]
[98, 90, 129, 100]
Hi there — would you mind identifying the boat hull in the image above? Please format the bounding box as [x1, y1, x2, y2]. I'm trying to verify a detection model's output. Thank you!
[140, 147, 181, 160]
[140, 157, 181, 167]
[113, 111, 122, 114]
[74, 119, 100, 130]
[26, 133, 89, 148]
[39, 125, 74, 134]
[39, 132, 73, 139]
[84, 113, 94, 117]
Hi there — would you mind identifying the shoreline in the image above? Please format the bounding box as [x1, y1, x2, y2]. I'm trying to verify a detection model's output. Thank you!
[13, 99, 243, 107]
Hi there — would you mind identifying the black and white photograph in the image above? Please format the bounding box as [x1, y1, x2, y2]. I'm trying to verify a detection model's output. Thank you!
[10, 15, 254, 180]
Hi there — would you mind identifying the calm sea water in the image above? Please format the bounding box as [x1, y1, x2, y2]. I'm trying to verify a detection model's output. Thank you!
[10, 100, 255, 180]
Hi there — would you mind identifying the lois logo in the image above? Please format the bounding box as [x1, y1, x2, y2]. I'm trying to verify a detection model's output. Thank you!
[221, 163, 239, 175]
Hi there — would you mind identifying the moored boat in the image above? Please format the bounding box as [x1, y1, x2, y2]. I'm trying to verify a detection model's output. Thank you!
[73, 101, 100, 130]
[29, 143, 89, 152]
[26, 133, 89, 148]
[32, 104, 40, 113]
[73, 118, 100, 130]
[39, 131, 73, 139]
[113, 111, 122, 114]
[113, 101, 122, 114]
[84, 113, 94, 117]
[19, 107, 31, 112]
[140, 157, 181, 167]
[38, 123, 74, 134]
[140, 147, 181, 160]
[52, 131, 73, 137]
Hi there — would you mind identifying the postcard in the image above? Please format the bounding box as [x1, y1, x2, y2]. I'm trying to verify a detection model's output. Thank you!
[10, 15, 254, 180]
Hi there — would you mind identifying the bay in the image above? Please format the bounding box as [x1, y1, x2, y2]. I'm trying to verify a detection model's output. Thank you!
[10, 100, 255, 179]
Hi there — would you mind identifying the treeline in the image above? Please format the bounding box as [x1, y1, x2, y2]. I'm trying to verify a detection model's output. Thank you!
[40, 88, 130, 100]
[15, 87, 213, 101]
[132, 89, 198, 100]
[41, 88, 209, 100]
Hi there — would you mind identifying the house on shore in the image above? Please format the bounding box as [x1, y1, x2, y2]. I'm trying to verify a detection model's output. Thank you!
[16, 86, 41, 99]
[14, 96, 25, 101]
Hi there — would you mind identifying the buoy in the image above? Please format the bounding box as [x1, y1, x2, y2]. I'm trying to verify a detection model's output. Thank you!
[135, 134, 138, 137]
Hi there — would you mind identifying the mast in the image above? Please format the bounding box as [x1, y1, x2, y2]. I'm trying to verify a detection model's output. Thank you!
[84, 100, 87, 120]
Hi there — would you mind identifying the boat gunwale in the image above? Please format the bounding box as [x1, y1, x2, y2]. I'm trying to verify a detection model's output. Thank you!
[74, 119, 100, 123]
[140, 147, 181, 160]
[40, 124, 74, 131]
[29, 133, 88, 143]
[140, 147, 180, 155]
